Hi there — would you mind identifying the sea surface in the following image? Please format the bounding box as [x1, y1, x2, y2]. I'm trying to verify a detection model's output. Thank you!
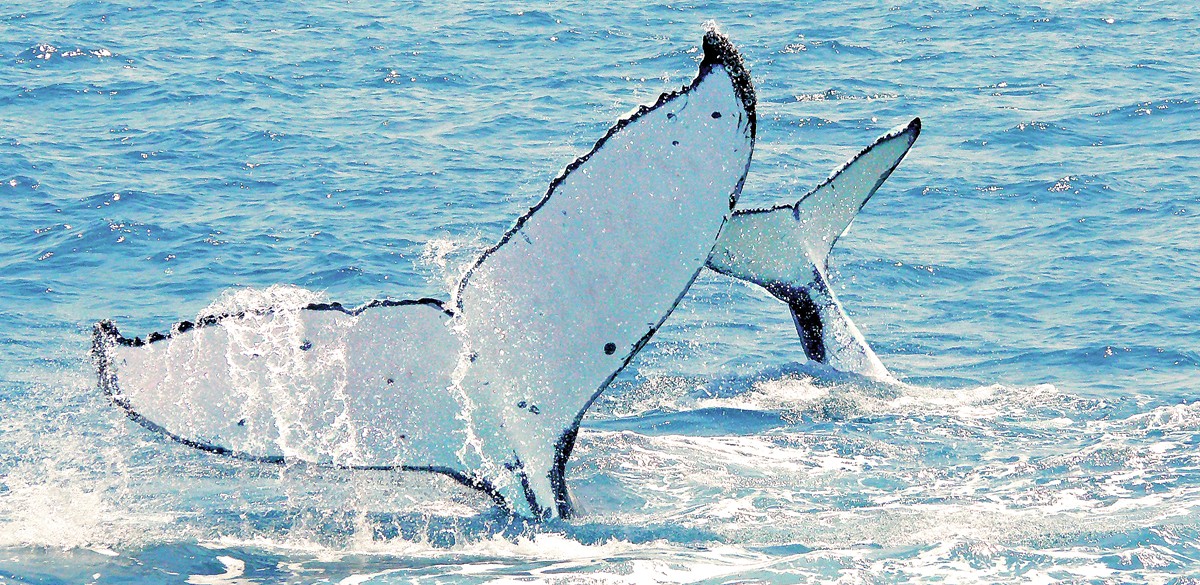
[2, 1, 1199, 583]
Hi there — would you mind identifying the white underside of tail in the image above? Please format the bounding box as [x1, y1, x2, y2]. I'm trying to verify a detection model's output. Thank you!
[94, 28, 756, 519]
[106, 301, 464, 468]
[93, 31, 921, 519]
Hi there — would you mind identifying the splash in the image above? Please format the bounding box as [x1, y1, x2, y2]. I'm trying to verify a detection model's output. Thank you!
[200, 284, 328, 317]
[183, 285, 366, 463]
[420, 237, 473, 295]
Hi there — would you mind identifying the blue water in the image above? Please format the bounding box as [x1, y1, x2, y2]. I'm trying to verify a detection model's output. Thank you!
[3, 0, 1200, 582]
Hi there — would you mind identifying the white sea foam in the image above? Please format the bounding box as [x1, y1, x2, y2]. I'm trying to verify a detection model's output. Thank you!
[420, 236, 482, 295]
[186, 555, 251, 585]
[0, 468, 176, 549]
[650, 369, 1062, 424]
[201, 284, 328, 317]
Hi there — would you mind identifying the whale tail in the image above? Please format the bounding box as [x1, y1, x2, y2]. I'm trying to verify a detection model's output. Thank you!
[91, 27, 756, 520]
[707, 118, 921, 380]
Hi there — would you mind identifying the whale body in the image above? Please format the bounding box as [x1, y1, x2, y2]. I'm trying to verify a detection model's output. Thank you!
[92, 27, 921, 519]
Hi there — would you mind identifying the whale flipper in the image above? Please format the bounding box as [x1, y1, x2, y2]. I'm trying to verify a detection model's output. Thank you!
[93, 27, 756, 519]
[707, 118, 920, 379]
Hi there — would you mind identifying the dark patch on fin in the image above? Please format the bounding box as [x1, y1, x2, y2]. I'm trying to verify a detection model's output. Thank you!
[551, 425, 580, 518]
[700, 23, 755, 125]
[505, 456, 547, 520]
[788, 290, 827, 364]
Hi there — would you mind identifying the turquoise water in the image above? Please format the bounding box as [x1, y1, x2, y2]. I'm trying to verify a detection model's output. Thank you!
[3, 1, 1200, 582]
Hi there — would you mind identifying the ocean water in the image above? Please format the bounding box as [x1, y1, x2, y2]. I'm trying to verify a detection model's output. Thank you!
[2, 0, 1199, 582]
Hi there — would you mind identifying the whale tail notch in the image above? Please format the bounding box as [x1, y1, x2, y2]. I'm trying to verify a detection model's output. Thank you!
[707, 117, 921, 380]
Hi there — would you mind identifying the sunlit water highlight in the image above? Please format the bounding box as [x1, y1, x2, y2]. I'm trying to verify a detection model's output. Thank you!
[2, 1, 1199, 582]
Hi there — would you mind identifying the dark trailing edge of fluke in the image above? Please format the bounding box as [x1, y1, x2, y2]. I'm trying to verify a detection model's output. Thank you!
[96, 297, 452, 348]
[699, 23, 756, 127]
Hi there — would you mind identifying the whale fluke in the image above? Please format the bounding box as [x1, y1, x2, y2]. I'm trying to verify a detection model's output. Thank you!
[92, 26, 756, 519]
[707, 118, 921, 379]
